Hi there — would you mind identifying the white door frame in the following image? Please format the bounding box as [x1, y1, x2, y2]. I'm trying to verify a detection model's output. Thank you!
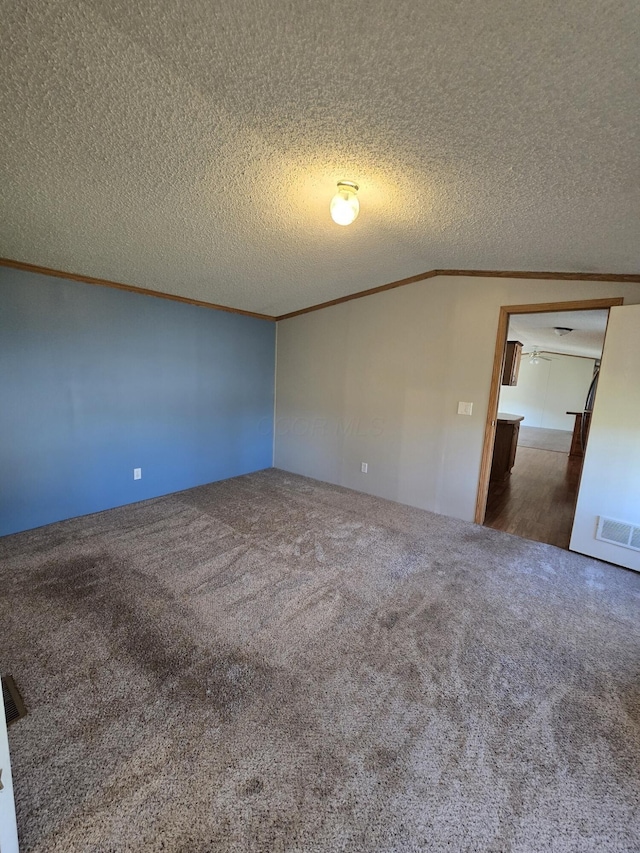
[0, 690, 19, 853]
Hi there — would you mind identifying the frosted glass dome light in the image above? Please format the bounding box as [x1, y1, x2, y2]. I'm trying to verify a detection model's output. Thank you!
[330, 181, 359, 226]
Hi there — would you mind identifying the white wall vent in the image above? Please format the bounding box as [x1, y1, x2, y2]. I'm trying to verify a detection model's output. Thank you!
[596, 517, 640, 552]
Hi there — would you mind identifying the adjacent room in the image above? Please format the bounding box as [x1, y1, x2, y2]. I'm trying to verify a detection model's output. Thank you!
[484, 309, 608, 548]
[1, 2, 639, 852]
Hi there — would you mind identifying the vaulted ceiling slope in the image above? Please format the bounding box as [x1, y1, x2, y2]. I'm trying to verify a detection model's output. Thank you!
[1, 0, 639, 316]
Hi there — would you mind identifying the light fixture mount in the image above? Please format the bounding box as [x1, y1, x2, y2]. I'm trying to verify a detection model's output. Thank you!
[330, 180, 360, 226]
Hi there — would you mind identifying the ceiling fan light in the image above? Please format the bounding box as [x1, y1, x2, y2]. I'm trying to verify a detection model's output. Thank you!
[527, 347, 553, 364]
[330, 181, 359, 226]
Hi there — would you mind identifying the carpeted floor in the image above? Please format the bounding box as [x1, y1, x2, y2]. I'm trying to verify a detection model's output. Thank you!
[1, 469, 639, 852]
[518, 426, 573, 453]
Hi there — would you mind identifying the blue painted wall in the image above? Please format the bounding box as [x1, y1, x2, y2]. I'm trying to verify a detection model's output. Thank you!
[0, 268, 275, 536]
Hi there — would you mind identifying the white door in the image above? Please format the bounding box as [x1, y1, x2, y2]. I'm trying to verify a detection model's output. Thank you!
[570, 303, 640, 571]
[0, 696, 19, 853]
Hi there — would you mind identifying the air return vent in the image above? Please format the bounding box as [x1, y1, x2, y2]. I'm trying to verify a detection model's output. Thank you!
[596, 517, 640, 552]
[2, 675, 27, 726]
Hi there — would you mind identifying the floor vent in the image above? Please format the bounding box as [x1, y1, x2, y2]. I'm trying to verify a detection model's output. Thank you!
[2, 675, 27, 726]
[596, 517, 640, 552]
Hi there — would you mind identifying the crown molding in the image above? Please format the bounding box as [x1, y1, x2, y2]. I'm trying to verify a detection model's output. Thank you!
[2, 257, 638, 322]
[276, 268, 640, 320]
[0, 258, 276, 321]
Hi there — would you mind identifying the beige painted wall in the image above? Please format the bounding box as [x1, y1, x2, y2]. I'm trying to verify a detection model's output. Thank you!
[274, 276, 640, 522]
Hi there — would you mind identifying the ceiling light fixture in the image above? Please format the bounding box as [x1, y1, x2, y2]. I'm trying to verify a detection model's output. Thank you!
[330, 181, 359, 226]
[554, 327, 573, 336]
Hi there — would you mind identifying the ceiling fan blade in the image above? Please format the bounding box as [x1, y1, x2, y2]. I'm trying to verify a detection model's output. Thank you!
[523, 349, 552, 361]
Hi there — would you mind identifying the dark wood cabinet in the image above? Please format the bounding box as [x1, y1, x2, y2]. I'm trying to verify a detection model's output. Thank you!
[502, 340, 523, 386]
[490, 413, 524, 482]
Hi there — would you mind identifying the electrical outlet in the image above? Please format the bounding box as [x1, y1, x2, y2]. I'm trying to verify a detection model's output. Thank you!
[133, 468, 142, 480]
[361, 462, 368, 473]
[457, 402, 473, 416]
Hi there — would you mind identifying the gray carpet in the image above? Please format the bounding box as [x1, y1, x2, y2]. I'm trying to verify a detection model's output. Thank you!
[518, 426, 573, 453]
[1, 469, 639, 852]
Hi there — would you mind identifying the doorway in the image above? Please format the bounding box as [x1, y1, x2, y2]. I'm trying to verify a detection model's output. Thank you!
[475, 297, 623, 548]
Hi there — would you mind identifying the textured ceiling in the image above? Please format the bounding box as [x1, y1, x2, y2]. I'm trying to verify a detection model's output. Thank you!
[509, 308, 608, 358]
[1, 0, 639, 315]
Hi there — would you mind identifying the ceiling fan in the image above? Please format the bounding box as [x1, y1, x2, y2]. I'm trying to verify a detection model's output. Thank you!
[523, 348, 552, 364]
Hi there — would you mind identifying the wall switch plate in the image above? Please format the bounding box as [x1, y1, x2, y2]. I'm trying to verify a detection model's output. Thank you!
[133, 468, 142, 480]
[361, 462, 368, 473]
[457, 402, 473, 416]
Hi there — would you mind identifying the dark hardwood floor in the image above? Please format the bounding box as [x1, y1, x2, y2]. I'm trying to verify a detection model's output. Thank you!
[484, 446, 583, 549]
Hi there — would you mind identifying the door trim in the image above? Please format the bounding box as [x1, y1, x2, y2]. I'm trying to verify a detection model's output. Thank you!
[474, 297, 625, 524]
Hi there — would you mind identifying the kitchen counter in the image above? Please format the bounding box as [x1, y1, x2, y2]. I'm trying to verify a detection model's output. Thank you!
[491, 413, 525, 481]
[566, 410, 591, 458]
